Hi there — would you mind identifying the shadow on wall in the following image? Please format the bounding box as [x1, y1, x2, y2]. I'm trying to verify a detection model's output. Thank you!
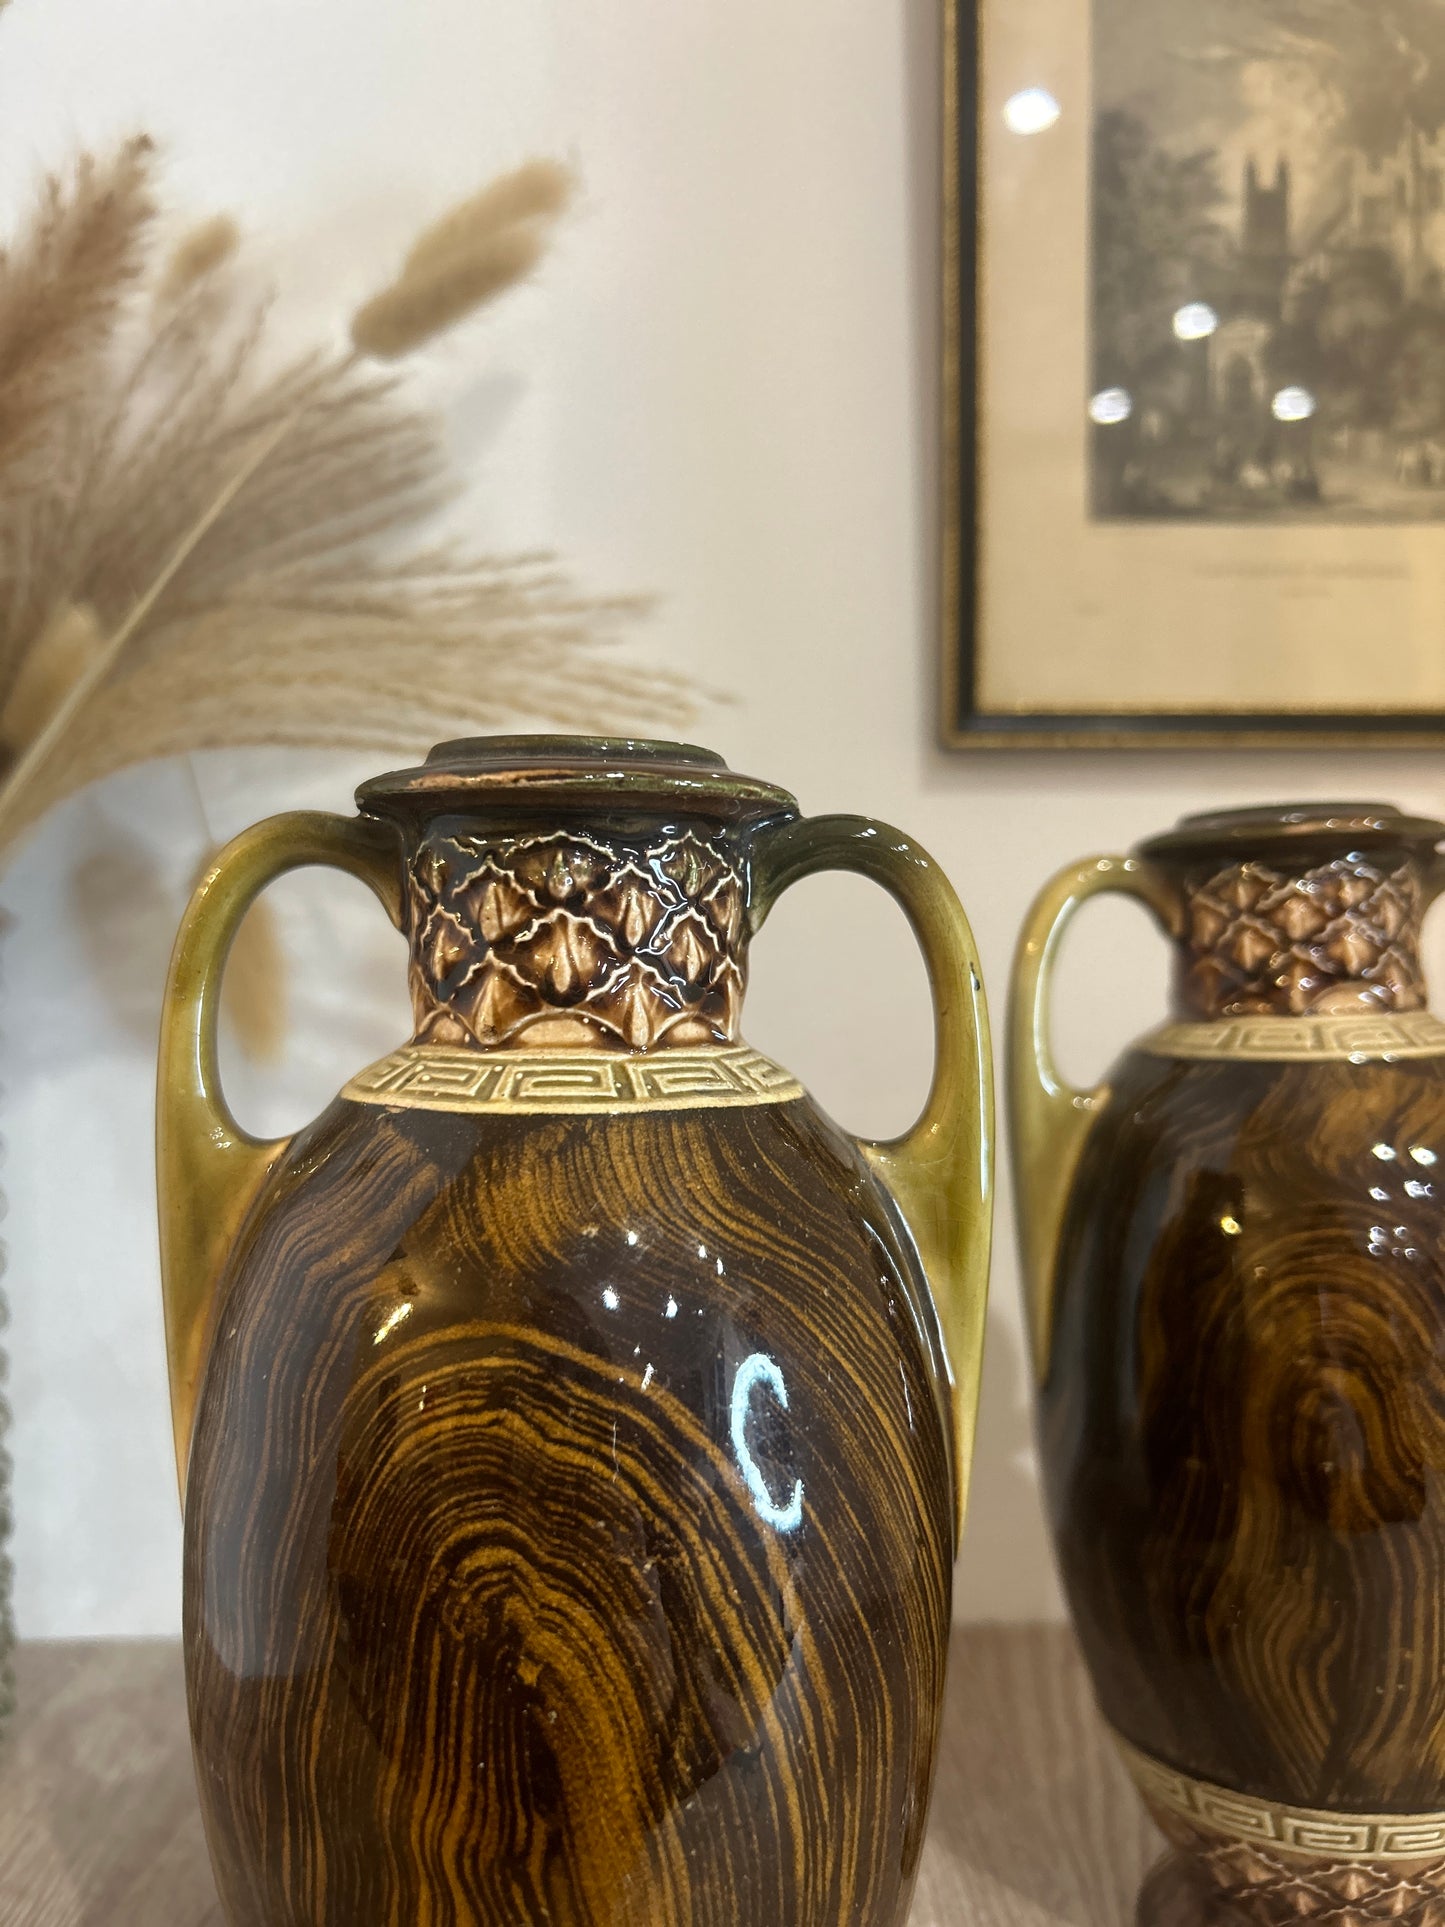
[67, 815, 192, 1052]
[954, 1305, 1065, 1621]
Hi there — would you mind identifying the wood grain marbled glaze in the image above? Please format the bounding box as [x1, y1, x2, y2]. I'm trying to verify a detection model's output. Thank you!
[165, 739, 991, 1926]
[0, 1628, 1162, 1927]
[1041, 1046, 1445, 1813]
[184, 1092, 952, 1927]
[1012, 807, 1445, 1925]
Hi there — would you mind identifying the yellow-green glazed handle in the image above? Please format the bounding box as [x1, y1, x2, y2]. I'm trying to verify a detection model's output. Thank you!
[751, 814, 993, 1546]
[1008, 855, 1177, 1385]
[156, 811, 402, 1500]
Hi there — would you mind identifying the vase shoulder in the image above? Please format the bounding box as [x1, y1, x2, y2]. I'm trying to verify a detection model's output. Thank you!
[1138, 1009, 1445, 1063]
[342, 1040, 805, 1115]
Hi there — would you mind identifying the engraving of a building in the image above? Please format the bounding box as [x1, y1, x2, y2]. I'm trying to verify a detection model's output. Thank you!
[1209, 160, 1290, 416]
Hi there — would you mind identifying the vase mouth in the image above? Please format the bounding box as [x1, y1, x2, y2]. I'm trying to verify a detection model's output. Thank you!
[357, 734, 799, 828]
[1139, 801, 1445, 865]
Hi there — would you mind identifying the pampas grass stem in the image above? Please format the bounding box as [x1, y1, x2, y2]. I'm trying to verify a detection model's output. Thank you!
[0, 601, 103, 750]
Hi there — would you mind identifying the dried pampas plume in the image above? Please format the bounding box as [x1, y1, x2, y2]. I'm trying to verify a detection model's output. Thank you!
[0, 135, 155, 475]
[352, 158, 574, 359]
[0, 142, 685, 869]
[403, 159, 574, 275]
[353, 224, 549, 360]
[155, 213, 240, 308]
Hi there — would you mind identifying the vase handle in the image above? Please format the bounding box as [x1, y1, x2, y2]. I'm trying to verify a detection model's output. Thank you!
[156, 810, 403, 1502]
[750, 815, 993, 1547]
[1008, 855, 1176, 1386]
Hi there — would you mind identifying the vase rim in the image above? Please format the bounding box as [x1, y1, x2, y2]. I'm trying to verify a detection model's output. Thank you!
[1139, 801, 1445, 863]
[357, 734, 799, 827]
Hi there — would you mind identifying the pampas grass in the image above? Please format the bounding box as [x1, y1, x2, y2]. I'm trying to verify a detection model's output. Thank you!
[353, 159, 574, 359]
[0, 137, 155, 476]
[403, 159, 574, 274]
[353, 225, 550, 360]
[0, 141, 684, 860]
[0, 601, 103, 752]
[155, 213, 240, 309]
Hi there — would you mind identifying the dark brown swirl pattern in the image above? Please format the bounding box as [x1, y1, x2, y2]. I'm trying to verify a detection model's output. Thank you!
[184, 1092, 952, 1926]
[1042, 1046, 1445, 1820]
[1013, 806, 1445, 1927]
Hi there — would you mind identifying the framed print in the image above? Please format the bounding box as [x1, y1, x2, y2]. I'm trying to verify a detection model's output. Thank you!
[943, 0, 1445, 747]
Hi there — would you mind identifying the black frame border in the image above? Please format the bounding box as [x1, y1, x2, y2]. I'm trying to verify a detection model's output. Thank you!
[938, 0, 1445, 751]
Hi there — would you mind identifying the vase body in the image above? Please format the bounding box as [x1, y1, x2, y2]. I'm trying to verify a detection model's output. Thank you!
[1012, 804, 1445, 1927]
[160, 737, 992, 1927]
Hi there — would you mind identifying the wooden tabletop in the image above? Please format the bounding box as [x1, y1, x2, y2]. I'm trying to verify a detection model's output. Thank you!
[0, 1626, 1161, 1925]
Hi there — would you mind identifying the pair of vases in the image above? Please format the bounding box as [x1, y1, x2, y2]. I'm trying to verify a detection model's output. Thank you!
[158, 738, 1445, 1927]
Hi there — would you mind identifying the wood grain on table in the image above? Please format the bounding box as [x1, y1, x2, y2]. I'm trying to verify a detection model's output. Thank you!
[0, 1626, 1161, 1926]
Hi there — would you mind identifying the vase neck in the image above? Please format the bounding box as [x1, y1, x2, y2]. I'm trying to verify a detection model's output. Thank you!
[1172, 849, 1426, 1019]
[1135, 803, 1445, 1022]
[355, 735, 798, 1055]
[403, 817, 750, 1052]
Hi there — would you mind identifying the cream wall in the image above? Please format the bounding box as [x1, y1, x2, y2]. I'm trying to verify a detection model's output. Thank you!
[5, 0, 1445, 1637]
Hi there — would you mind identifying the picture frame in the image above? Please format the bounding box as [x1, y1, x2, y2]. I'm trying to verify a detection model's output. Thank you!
[941, 0, 1445, 748]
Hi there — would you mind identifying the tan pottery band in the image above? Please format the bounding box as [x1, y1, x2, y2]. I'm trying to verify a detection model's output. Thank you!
[1114, 1731, 1445, 1863]
[1141, 1010, 1445, 1063]
[343, 1042, 806, 1115]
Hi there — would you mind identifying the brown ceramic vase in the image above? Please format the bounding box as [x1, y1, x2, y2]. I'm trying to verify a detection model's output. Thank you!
[156, 736, 992, 1927]
[1011, 803, 1445, 1927]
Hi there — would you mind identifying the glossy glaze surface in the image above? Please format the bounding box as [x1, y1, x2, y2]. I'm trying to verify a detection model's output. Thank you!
[403, 817, 750, 1052]
[1013, 806, 1445, 1924]
[1172, 851, 1425, 1017]
[1041, 1044, 1445, 1812]
[165, 736, 992, 1927]
[185, 1092, 952, 1927]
